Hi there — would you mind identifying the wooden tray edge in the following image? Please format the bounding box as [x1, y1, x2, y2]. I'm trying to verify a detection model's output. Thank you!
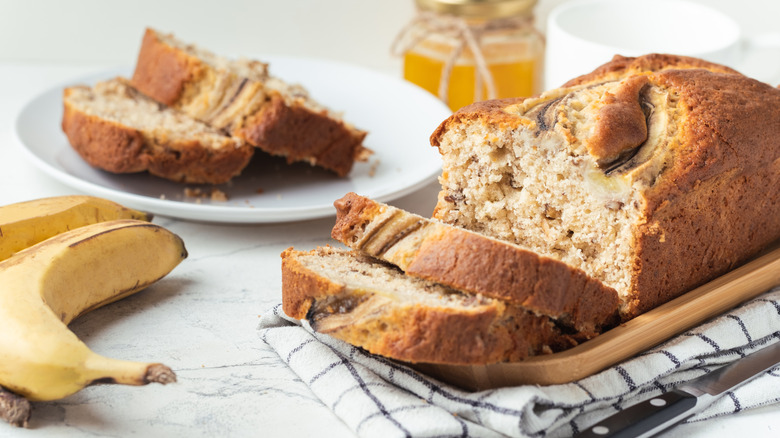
[411, 242, 780, 391]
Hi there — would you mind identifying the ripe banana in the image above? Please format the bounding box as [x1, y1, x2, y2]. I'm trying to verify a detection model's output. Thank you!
[0, 195, 150, 262]
[0, 219, 187, 426]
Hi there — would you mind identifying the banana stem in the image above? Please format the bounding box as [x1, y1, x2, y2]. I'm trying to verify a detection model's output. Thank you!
[84, 355, 177, 387]
[145, 364, 177, 384]
[0, 385, 31, 428]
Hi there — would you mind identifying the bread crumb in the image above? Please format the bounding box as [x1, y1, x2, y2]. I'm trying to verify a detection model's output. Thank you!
[369, 159, 380, 177]
[256, 188, 265, 194]
[210, 189, 228, 201]
[276, 194, 282, 200]
[184, 187, 203, 198]
[184, 187, 229, 202]
[159, 194, 166, 200]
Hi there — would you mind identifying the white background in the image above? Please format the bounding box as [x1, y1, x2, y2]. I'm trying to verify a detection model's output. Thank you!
[1, 0, 778, 77]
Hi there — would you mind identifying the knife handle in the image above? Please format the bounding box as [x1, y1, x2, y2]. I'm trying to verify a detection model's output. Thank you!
[576, 389, 698, 438]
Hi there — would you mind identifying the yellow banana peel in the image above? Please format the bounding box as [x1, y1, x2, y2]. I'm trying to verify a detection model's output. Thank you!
[0, 218, 187, 426]
[0, 195, 150, 262]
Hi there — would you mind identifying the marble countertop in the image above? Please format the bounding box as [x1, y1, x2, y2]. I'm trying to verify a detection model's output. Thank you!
[0, 62, 778, 438]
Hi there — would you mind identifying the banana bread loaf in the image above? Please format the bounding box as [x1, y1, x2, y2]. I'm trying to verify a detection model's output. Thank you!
[62, 78, 254, 184]
[131, 28, 370, 177]
[330, 192, 620, 336]
[281, 246, 579, 365]
[431, 54, 780, 318]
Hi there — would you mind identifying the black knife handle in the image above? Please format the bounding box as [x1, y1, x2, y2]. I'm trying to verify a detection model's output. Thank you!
[576, 389, 698, 438]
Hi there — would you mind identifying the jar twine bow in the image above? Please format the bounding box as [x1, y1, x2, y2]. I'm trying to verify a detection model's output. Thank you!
[391, 11, 538, 106]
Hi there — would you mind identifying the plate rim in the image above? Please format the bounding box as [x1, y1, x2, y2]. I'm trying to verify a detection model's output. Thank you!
[13, 58, 450, 224]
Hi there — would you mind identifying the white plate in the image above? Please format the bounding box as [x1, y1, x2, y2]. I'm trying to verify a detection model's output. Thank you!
[14, 57, 451, 223]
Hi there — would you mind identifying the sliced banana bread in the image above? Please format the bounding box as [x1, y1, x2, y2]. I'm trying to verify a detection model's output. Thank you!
[282, 246, 579, 365]
[62, 77, 254, 184]
[131, 28, 370, 177]
[431, 54, 780, 318]
[330, 192, 620, 336]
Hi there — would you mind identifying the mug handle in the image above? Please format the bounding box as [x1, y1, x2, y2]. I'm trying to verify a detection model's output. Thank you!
[740, 32, 780, 86]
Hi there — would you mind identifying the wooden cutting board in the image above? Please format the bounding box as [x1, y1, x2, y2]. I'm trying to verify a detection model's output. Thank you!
[412, 241, 780, 391]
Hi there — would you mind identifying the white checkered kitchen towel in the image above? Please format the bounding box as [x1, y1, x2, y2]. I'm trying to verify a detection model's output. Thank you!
[258, 286, 780, 438]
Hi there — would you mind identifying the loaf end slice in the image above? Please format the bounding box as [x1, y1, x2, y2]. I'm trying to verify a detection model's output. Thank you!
[330, 192, 620, 336]
[131, 28, 370, 177]
[281, 246, 579, 365]
[62, 77, 254, 184]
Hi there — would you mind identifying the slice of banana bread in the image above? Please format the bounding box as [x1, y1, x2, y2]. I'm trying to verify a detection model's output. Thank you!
[330, 192, 620, 336]
[131, 28, 370, 177]
[62, 78, 254, 184]
[431, 54, 780, 318]
[281, 246, 579, 365]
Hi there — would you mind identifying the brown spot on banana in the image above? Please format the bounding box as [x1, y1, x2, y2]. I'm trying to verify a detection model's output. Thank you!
[68, 222, 162, 248]
[89, 377, 118, 385]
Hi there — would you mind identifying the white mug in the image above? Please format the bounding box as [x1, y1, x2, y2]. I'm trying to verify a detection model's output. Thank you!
[544, 0, 780, 89]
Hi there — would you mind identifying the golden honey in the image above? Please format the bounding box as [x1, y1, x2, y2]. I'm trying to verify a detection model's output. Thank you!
[397, 0, 543, 111]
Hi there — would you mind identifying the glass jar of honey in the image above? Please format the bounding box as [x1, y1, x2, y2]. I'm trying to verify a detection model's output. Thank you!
[393, 0, 543, 111]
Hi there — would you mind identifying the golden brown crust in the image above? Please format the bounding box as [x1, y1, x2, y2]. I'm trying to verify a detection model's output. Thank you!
[626, 68, 780, 316]
[430, 53, 780, 319]
[280, 246, 578, 365]
[629, 160, 780, 315]
[644, 68, 779, 198]
[238, 93, 369, 177]
[331, 305, 574, 365]
[62, 103, 148, 174]
[281, 247, 341, 319]
[430, 97, 527, 148]
[61, 92, 254, 184]
[561, 53, 740, 88]
[130, 28, 200, 107]
[131, 28, 369, 177]
[431, 54, 740, 150]
[332, 193, 620, 335]
[330, 193, 382, 241]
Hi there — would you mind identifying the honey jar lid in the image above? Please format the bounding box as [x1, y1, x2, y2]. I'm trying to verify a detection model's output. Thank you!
[415, 0, 537, 19]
